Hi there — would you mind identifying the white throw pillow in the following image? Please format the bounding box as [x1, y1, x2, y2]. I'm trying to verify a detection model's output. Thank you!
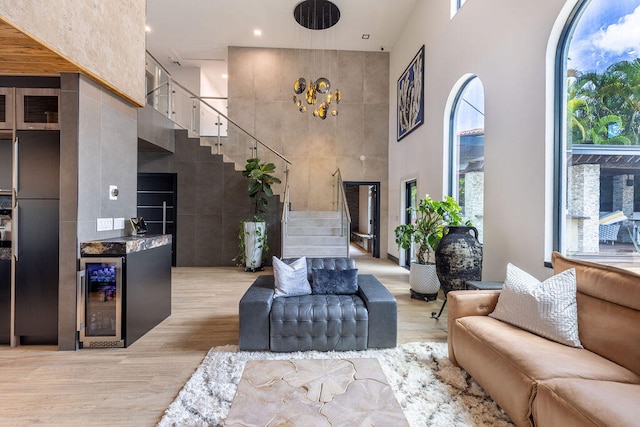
[489, 263, 582, 348]
[272, 256, 311, 298]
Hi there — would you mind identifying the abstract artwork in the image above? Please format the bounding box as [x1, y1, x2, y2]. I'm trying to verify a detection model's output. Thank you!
[397, 45, 424, 141]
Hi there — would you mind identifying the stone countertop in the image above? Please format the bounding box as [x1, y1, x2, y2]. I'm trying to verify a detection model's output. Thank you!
[80, 234, 172, 256]
[0, 247, 10, 261]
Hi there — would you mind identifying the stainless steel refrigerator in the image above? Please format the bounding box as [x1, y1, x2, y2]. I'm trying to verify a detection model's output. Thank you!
[13, 130, 59, 344]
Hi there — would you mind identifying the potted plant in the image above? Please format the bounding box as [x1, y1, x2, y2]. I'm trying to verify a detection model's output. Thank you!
[394, 195, 469, 300]
[234, 157, 281, 271]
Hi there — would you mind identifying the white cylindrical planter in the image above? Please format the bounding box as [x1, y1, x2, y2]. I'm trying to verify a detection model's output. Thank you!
[409, 262, 440, 300]
[244, 221, 266, 270]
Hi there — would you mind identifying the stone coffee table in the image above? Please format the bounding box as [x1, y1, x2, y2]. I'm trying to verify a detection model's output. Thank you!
[225, 358, 408, 426]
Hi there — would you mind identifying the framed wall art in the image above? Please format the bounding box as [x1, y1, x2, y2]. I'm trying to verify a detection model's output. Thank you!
[397, 45, 425, 141]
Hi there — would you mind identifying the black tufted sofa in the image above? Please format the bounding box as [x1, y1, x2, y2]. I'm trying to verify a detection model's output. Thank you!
[238, 257, 397, 352]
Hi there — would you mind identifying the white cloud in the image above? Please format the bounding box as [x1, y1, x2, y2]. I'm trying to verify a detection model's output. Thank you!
[593, 5, 640, 56]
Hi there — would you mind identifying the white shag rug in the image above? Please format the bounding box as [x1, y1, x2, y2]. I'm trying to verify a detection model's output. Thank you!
[158, 342, 514, 427]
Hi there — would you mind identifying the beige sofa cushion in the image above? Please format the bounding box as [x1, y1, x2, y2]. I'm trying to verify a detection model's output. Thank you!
[552, 252, 640, 375]
[451, 316, 640, 427]
[533, 378, 640, 427]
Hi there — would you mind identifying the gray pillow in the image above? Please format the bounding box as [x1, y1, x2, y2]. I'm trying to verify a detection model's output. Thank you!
[311, 268, 358, 295]
[273, 256, 311, 298]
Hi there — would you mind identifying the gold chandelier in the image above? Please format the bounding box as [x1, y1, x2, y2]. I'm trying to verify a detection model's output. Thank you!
[293, 77, 341, 119]
[292, 0, 342, 119]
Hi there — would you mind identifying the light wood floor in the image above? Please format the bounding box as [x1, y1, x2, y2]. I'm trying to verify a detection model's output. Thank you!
[0, 248, 448, 426]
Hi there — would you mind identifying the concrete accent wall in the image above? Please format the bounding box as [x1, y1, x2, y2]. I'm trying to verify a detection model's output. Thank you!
[388, 0, 578, 279]
[138, 131, 282, 267]
[77, 76, 138, 245]
[228, 47, 389, 256]
[0, 0, 146, 105]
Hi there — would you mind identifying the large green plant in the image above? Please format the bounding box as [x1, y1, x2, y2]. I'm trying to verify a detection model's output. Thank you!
[394, 195, 470, 264]
[242, 157, 281, 216]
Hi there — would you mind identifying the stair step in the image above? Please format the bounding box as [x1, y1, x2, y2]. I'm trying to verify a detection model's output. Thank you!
[282, 246, 349, 258]
[283, 235, 347, 246]
[287, 218, 343, 228]
[286, 226, 343, 236]
[288, 211, 341, 219]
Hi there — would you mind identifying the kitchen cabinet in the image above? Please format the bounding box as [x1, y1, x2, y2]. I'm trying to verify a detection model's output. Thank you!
[16, 88, 59, 130]
[13, 129, 60, 345]
[0, 137, 11, 191]
[0, 88, 14, 130]
[80, 235, 172, 347]
[0, 259, 10, 344]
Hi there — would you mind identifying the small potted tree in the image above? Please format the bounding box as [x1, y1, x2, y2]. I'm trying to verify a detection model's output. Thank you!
[394, 195, 469, 300]
[235, 157, 281, 271]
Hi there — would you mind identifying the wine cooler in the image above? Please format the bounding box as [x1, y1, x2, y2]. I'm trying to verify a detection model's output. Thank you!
[77, 257, 124, 348]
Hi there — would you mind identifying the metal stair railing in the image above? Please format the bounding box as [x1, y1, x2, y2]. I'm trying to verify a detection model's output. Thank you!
[281, 172, 291, 256]
[332, 168, 351, 257]
[145, 51, 291, 191]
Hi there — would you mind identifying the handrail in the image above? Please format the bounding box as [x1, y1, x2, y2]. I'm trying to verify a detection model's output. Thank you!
[281, 173, 291, 224]
[165, 77, 292, 165]
[333, 169, 351, 242]
[145, 51, 291, 167]
[332, 168, 352, 224]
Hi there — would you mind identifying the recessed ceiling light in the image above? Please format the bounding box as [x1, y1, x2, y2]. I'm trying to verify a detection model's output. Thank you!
[145, 25, 152, 33]
[254, 29, 262, 37]
[222, 74, 228, 79]
[362, 34, 370, 39]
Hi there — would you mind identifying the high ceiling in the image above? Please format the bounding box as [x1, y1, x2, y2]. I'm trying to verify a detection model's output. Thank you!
[145, 0, 419, 95]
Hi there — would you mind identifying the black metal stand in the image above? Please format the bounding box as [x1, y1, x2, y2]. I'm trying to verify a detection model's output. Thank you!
[245, 266, 265, 272]
[431, 297, 447, 320]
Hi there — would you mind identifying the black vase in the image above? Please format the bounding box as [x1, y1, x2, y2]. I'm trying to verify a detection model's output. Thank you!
[435, 225, 483, 295]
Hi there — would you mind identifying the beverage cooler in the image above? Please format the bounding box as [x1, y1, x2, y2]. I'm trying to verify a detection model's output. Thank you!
[77, 257, 124, 348]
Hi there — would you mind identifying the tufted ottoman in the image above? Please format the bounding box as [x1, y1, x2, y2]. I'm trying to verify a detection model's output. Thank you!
[239, 257, 397, 352]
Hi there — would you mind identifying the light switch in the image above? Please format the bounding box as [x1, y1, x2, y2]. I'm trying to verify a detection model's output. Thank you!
[97, 218, 113, 231]
[114, 217, 125, 230]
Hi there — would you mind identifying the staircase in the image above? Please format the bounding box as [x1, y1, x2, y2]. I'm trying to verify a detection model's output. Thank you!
[282, 211, 350, 258]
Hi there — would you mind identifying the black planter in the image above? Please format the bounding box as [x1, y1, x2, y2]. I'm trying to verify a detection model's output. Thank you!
[435, 225, 482, 295]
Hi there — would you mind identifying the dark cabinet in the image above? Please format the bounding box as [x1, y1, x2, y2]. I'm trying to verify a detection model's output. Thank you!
[0, 137, 11, 191]
[14, 130, 60, 345]
[124, 245, 172, 346]
[79, 239, 172, 348]
[0, 259, 10, 344]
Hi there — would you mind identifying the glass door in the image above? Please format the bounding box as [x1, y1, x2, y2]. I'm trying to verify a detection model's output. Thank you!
[405, 180, 417, 267]
[78, 257, 124, 348]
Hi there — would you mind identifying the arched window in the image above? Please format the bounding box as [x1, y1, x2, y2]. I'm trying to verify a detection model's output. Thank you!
[556, 0, 640, 263]
[449, 76, 485, 242]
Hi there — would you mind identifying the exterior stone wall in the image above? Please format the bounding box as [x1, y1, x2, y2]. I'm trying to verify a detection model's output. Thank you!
[464, 171, 484, 242]
[568, 164, 600, 253]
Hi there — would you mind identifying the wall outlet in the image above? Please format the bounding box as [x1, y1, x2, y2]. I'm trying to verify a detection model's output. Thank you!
[114, 217, 125, 230]
[97, 217, 113, 231]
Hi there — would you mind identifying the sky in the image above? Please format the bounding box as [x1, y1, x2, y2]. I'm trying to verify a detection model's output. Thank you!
[568, 0, 640, 72]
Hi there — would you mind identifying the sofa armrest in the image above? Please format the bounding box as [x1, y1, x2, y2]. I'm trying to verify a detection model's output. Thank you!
[447, 290, 501, 366]
[357, 274, 397, 348]
[239, 275, 275, 351]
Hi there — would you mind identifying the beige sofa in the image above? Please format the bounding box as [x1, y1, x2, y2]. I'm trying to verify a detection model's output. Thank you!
[447, 252, 640, 426]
